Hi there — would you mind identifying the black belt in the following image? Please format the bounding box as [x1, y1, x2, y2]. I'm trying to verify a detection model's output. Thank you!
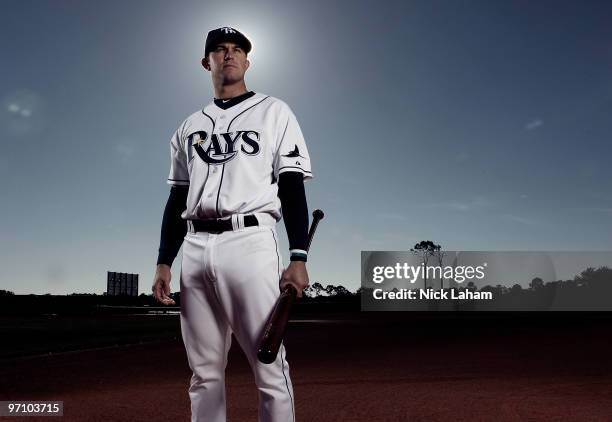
[190, 215, 258, 233]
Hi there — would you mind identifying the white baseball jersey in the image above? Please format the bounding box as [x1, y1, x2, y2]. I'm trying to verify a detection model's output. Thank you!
[167, 93, 312, 222]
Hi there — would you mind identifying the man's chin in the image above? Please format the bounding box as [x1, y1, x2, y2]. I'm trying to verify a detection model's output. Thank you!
[218, 74, 244, 85]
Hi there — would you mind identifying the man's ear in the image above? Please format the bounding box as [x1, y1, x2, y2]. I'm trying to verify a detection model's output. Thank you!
[201, 57, 211, 71]
[245, 59, 250, 70]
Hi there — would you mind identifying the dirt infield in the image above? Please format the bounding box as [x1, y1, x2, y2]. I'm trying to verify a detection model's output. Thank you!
[1, 314, 611, 421]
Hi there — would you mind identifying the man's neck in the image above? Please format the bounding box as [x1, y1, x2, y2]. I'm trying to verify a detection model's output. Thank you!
[213, 82, 249, 100]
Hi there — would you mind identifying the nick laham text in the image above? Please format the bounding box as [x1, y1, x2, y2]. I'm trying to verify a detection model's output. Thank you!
[373, 289, 493, 300]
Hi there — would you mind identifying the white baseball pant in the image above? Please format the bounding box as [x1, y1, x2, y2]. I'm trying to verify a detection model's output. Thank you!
[179, 216, 295, 422]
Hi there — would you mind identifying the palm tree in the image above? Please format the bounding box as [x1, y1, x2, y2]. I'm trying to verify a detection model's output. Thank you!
[410, 240, 441, 290]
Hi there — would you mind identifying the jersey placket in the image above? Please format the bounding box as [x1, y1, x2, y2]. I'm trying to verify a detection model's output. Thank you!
[213, 113, 228, 216]
[200, 111, 230, 218]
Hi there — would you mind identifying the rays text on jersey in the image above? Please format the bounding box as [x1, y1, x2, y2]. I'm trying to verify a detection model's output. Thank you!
[188, 130, 261, 165]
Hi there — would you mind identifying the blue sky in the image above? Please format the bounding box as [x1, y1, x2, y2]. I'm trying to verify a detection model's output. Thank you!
[1, 0, 611, 294]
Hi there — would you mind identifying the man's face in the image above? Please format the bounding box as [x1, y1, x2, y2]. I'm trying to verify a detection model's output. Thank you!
[202, 42, 250, 84]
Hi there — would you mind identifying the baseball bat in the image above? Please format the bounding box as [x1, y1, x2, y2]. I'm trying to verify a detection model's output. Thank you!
[257, 208, 325, 364]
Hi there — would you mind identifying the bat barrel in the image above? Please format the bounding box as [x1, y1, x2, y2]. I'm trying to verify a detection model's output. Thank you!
[306, 209, 324, 252]
[257, 285, 297, 364]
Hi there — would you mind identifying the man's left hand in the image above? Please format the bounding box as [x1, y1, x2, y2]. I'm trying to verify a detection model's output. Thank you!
[280, 261, 309, 298]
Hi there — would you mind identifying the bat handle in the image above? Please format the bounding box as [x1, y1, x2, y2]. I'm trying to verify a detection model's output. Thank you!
[284, 209, 324, 295]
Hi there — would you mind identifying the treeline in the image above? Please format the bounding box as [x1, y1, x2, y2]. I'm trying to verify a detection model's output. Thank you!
[0, 293, 162, 316]
[1, 266, 609, 314]
[0, 286, 360, 316]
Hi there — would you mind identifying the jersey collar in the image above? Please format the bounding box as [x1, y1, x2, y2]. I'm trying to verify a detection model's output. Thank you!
[213, 91, 256, 110]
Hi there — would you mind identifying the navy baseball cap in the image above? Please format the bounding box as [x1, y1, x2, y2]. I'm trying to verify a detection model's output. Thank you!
[205, 27, 252, 57]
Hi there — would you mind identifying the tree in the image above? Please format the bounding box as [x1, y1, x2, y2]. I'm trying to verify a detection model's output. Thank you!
[0, 290, 15, 296]
[309, 282, 324, 298]
[510, 284, 522, 293]
[495, 284, 509, 295]
[325, 284, 337, 296]
[574, 266, 612, 289]
[529, 277, 544, 290]
[333, 286, 351, 296]
[433, 245, 446, 290]
[411, 240, 441, 290]
[303, 285, 315, 298]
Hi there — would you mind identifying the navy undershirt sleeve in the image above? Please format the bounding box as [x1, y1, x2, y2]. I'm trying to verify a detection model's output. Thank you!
[277, 171, 309, 260]
[157, 185, 188, 266]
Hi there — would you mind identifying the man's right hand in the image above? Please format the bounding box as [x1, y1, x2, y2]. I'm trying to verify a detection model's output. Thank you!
[152, 264, 177, 305]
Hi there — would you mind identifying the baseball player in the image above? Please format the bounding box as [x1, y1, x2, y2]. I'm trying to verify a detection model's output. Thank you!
[151, 26, 312, 422]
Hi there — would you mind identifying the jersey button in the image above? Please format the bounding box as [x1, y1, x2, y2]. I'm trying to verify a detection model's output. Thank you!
[219, 115, 226, 119]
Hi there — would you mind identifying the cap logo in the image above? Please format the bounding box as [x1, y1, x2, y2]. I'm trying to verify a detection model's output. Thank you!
[220, 27, 236, 34]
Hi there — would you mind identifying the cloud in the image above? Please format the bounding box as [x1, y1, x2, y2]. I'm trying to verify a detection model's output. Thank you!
[6, 103, 32, 117]
[1, 89, 45, 135]
[418, 196, 491, 212]
[350, 232, 365, 243]
[565, 206, 612, 216]
[525, 119, 543, 131]
[447, 201, 470, 211]
[501, 213, 537, 225]
[455, 152, 470, 162]
[114, 142, 135, 161]
[376, 212, 409, 221]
